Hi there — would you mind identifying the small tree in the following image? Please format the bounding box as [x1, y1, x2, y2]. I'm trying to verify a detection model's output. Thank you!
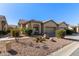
[10, 28, 20, 42]
[56, 29, 66, 38]
[11, 29, 20, 37]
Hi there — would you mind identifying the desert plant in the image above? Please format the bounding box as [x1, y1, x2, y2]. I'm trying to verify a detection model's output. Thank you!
[56, 29, 66, 38]
[10, 28, 20, 42]
[35, 36, 46, 43]
[10, 28, 20, 37]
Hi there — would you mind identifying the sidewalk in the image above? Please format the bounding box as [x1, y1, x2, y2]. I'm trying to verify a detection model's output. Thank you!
[48, 42, 79, 56]
[0, 37, 30, 41]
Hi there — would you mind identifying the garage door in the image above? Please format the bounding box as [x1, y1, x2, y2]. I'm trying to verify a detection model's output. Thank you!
[44, 27, 56, 37]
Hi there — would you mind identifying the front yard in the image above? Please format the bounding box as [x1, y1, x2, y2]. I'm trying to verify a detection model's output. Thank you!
[0, 37, 73, 56]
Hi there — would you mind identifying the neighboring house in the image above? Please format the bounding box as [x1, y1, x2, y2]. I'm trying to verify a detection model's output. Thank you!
[68, 25, 74, 30]
[76, 25, 79, 33]
[18, 19, 68, 36]
[68, 25, 75, 30]
[58, 22, 68, 30]
[68, 25, 77, 33]
[0, 15, 8, 31]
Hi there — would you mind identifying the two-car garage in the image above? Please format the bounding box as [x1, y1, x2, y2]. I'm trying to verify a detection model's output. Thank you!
[44, 27, 56, 36]
[43, 20, 57, 37]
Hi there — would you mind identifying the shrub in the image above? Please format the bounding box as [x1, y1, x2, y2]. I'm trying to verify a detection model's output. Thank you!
[66, 29, 74, 35]
[6, 29, 11, 34]
[0, 30, 8, 35]
[10, 28, 20, 37]
[56, 29, 66, 38]
[24, 28, 33, 36]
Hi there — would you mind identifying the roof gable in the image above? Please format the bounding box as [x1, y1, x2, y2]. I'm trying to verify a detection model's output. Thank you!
[27, 19, 42, 23]
[43, 20, 58, 25]
[59, 22, 68, 27]
[43, 20, 58, 27]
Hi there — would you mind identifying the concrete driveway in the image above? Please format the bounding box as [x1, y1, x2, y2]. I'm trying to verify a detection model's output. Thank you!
[48, 33, 79, 56]
[65, 34, 79, 41]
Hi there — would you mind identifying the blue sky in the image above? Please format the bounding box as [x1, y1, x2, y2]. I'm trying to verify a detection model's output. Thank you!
[0, 3, 79, 25]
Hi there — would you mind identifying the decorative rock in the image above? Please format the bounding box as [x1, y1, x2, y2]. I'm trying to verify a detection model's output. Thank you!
[29, 42, 34, 47]
[49, 37, 53, 40]
[35, 46, 40, 48]
[7, 49, 17, 55]
[42, 45, 49, 50]
[49, 37, 56, 42]
[43, 34, 49, 39]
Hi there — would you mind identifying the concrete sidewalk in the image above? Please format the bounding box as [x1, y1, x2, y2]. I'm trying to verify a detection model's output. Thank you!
[0, 37, 30, 41]
[48, 42, 79, 56]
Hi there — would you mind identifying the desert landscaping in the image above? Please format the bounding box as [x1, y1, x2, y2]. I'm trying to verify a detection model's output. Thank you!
[0, 36, 73, 56]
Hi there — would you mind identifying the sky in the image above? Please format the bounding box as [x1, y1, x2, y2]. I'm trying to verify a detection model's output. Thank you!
[0, 3, 79, 26]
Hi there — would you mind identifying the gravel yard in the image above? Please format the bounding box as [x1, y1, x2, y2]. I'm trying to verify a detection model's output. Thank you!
[0, 37, 73, 56]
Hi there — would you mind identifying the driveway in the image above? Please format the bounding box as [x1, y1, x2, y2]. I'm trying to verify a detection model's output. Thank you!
[65, 34, 79, 41]
[48, 33, 79, 56]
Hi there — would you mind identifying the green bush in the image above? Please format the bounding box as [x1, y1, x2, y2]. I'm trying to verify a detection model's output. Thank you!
[24, 28, 33, 36]
[11, 29, 20, 37]
[66, 29, 74, 35]
[0, 30, 8, 35]
[56, 29, 66, 38]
